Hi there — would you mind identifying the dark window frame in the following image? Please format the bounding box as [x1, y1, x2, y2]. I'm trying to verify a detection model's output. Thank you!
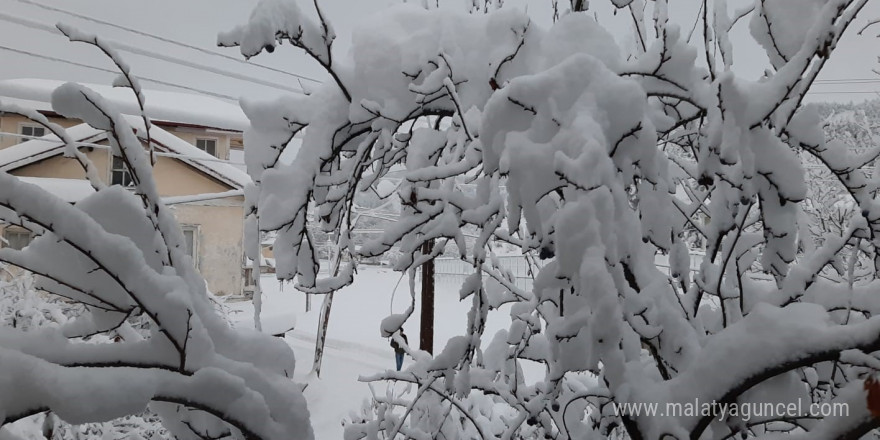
[181, 225, 199, 267]
[19, 124, 46, 143]
[110, 156, 134, 187]
[195, 138, 217, 157]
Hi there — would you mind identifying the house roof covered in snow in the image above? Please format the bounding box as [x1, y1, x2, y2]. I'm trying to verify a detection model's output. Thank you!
[0, 117, 251, 189]
[16, 177, 95, 203]
[0, 79, 249, 132]
[0, 123, 107, 171]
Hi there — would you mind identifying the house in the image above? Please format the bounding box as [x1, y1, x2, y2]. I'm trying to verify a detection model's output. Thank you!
[0, 79, 252, 296]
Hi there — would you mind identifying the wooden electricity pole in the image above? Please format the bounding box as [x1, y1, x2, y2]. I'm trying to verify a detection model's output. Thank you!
[419, 240, 435, 354]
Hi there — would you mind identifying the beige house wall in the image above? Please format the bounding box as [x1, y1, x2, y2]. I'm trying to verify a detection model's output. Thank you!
[12, 146, 230, 196]
[169, 201, 245, 296]
[2, 127, 247, 295]
[14, 148, 110, 179]
[0, 114, 78, 150]
[0, 201, 245, 295]
[152, 156, 231, 196]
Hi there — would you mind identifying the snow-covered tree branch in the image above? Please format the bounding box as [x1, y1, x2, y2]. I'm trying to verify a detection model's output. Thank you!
[0, 27, 311, 440]
[224, 0, 880, 438]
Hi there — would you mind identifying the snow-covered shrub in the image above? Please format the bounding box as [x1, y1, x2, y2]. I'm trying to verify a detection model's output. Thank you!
[0, 268, 75, 331]
[225, 0, 880, 438]
[3, 408, 168, 440]
[0, 267, 170, 439]
[0, 26, 312, 440]
[803, 110, 879, 280]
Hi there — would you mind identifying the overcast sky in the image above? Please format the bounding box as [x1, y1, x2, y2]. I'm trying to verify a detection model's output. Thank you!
[1, 0, 879, 105]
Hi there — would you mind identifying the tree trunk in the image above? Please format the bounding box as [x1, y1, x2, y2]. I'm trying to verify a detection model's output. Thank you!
[312, 244, 340, 377]
[420, 240, 435, 354]
[251, 217, 262, 333]
[312, 292, 333, 377]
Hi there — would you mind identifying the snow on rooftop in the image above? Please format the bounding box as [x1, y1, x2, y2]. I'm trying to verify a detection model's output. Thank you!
[0, 119, 251, 189]
[0, 123, 104, 171]
[131, 118, 250, 188]
[16, 177, 95, 203]
[0, 79, 249, 132]
[228, 148, 247, 172]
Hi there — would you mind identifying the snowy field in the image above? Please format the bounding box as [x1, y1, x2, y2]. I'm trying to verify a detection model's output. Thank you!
[229, 265, 532, 439]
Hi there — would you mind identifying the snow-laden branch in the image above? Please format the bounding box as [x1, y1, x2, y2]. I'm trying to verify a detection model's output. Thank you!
[229, 1, 880, 438]
[0, 30, 314, 439]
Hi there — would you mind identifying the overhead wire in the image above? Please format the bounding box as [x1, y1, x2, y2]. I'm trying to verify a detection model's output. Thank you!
[814, 78, 880, 84]
[0, 44, 241, 101]
[0, 12, 305, 95]
[807, 90, 880, 95]
[808, 78, 880, 95]
[12, 0, 322, 85]
[6, 4, 880, 100]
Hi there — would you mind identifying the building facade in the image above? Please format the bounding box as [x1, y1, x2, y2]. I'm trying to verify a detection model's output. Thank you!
[0, 79, 251, 296]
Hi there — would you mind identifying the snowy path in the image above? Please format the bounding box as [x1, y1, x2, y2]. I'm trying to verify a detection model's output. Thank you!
[285, 331, 391, 439]
[286, 329, 392, 362]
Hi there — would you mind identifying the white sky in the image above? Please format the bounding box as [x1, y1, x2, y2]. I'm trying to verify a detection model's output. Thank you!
[1, 0, 879, 105]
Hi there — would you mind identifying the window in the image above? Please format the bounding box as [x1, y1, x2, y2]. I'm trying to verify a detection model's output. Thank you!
[2, 229, 32, 250]
[111, 156, 134, 187]
[19, 124, 46, 143]
[196, 138, 217, 157]
[182, 226, 199, 267]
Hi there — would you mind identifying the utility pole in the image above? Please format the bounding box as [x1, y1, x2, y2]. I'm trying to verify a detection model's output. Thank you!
[419, 239, 435, 354]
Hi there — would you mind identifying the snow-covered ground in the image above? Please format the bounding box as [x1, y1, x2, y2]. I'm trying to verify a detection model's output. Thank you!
[228, 254, 727, 438]
[228, 265, 527, 439]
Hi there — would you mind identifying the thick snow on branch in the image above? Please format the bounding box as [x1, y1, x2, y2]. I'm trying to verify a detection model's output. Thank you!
[1, 44, 313, 439]
[227, 0, 880, 439]
[218, 0, 334, 64]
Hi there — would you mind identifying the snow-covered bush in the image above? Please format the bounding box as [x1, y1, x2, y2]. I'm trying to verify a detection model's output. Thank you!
[797, 109, 878, 285]
[0, 268, 75, 332]
[0, 26, 311, 440]
[225, 0, 880, 438]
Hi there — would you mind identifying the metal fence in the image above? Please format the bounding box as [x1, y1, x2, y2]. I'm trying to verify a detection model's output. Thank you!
[435, 256, 537, 291]
[435, 251, 709, 292]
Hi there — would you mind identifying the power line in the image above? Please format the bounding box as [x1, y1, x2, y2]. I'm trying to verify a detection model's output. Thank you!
[0, 12, 304, 95]
[815, 78, 880, 84]
[0, 44, 240, 101]
[13, 0, 322, 85]
[807, 90, 880, 95]
[7, 4, 878, 99]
